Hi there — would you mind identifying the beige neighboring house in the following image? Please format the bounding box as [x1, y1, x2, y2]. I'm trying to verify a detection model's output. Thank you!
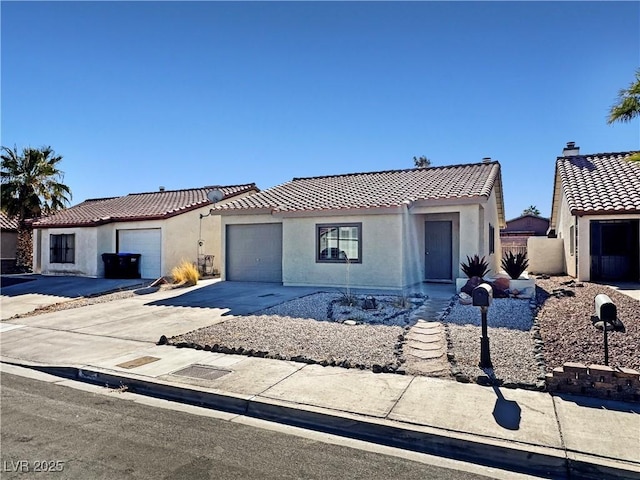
[549, 143, 640, 282]
[216, 161, 506, 289]
[32, 184, 258, 279]
[1, 211, 19, 273]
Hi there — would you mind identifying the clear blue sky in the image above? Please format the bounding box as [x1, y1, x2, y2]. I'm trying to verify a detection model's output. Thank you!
[2, 1, 638, 220]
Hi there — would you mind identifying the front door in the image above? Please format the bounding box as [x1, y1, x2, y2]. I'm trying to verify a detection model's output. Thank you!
[425, 220, 452, 281]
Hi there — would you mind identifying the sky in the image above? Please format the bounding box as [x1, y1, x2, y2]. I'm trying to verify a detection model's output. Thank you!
[2, 1, 638, 220]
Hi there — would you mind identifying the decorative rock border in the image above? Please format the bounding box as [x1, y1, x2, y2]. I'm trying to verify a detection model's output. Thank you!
[546, 362, 640, 402]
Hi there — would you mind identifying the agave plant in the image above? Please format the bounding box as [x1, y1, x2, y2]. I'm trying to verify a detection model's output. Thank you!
[501, 251, 529, 280]
[460, 255, 490, 278]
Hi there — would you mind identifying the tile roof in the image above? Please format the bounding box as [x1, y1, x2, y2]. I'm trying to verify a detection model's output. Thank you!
[216, 162, 503, 213]
[33, 184, 258, 228]
[0, 211, 19, 231]
[556, 152, 640, 215]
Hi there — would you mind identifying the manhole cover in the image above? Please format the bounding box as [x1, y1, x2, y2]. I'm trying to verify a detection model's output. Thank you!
[116, 356, 160, 369]
[172, 364, 231, 381]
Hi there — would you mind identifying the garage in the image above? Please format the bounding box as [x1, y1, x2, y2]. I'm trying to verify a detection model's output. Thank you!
[590, 220, 640, 281]
[226, 224, 282, 282]
[118, 228, 162, 279]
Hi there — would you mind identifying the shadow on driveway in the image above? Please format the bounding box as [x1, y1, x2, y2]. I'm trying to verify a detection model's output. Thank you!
[145, 281, 327, 316]
[0, 275, 149, 299]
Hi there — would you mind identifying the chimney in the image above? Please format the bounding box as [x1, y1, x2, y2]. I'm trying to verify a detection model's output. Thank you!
[482, 157, 492, 163]
[562, 142, 580, 156]
[159, 186, 165, 192]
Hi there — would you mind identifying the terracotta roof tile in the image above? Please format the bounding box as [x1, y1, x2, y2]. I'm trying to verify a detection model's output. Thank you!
[217, 162, 501, 212]
[0, 211, 19, 231]
[33, 184, 258, 227]
[557, 152, 640, 215]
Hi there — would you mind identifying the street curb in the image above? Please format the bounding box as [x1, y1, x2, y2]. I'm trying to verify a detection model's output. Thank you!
[3, 360, 639, 480]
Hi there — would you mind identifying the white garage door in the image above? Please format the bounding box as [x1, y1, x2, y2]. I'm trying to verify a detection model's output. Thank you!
[118, 229, 162, 279]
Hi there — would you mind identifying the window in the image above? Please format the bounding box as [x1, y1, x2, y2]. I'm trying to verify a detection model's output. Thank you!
[569, 225, 575, 256]
[316, 223, 362, 263]
[489, 224, 495, 254]
[50, 234, 75, 263]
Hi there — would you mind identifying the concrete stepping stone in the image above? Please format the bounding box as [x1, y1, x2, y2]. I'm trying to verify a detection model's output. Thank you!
[406, 341, 442, 352]
[406, 333, 442, 345]
[405, 347, 446, 360]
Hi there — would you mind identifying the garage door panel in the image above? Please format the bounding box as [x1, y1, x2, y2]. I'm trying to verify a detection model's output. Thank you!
[226, 224, 282, 282]
[118, 229, 162, 279]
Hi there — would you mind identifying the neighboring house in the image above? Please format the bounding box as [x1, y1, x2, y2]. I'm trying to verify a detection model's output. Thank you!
[32, 184, 258, 278]
[215, 161, 506, 289]
[0, 211, 19, 273]
[500, 214, 549, 255]
[549, 143, 640, 282]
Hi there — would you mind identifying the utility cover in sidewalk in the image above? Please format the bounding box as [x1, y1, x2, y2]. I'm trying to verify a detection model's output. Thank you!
[172, 364, 231, 381]
[117, 356, 160, 369]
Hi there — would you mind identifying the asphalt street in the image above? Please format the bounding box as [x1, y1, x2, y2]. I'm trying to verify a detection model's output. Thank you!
[1, 372, 502, 480]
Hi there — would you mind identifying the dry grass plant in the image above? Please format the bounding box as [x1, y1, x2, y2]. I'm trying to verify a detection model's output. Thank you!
[171, 260, 199, 286]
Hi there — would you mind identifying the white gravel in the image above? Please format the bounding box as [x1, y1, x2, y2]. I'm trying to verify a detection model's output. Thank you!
[444, 298, 543, 387]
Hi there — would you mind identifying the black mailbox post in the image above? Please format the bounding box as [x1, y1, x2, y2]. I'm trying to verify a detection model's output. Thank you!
[594, 294, 617, 366]
[472, 283, 493, 368]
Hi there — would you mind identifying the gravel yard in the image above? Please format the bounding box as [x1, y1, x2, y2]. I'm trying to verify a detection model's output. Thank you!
[534, 276, 640, 372]
[443, 299, 543, 387]
[169, 292, 416, 372]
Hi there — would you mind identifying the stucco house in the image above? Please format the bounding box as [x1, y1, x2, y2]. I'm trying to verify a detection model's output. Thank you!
[215, 161, 506, 289]
[0, 211, 19, 273]
[500, 213, 549, 255]
[32, 184, 258, 279]
[549, 142, 640, 282]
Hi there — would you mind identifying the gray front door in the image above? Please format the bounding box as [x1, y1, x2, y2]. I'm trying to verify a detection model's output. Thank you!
[425, 221, 452, 281]
[226, 224, 283, 282]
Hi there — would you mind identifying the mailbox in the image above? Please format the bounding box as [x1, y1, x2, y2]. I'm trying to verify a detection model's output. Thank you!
[595, 294, 616, 323]
[472, 283, 493, 307]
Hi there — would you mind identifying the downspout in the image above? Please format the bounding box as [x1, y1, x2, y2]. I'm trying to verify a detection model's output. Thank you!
[574, 216, 579, 279]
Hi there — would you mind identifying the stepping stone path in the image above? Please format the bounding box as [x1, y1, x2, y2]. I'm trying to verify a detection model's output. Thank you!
[403, 296, 453, 377]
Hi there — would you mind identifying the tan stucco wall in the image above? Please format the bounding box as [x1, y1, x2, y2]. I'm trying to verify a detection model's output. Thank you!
[221, 194, 502, 289]
[406, 211, 460, 285]
[282, 213, 403, 289]
[411, 199, 498, 279]
[528, 237, 565, 275]
[556, 188, 577, 277]
[37, 227, 100, 276]
[34, 205, 229, 278]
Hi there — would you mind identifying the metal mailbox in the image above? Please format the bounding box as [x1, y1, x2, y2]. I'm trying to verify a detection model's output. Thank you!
[472, 283, 493, 307]
[594, 294, 616, 323]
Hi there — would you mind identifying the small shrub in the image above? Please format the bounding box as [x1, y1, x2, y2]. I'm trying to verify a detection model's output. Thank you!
[171, 260, 199, 286]
[501, 252, 529, 280]
[460, 255, 490, 278]
[338, 291, 359, 307]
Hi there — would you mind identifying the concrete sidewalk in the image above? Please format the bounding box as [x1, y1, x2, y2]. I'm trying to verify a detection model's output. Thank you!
[1, 279, 639, 478]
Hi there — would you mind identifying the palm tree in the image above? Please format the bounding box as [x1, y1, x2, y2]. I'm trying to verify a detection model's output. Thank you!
[1, 146, 72, 270]
[608, 69, 640, 124]
[608, 69, 640, 162]
[522, 205, 541, 216]
[413, 155, 431, 168]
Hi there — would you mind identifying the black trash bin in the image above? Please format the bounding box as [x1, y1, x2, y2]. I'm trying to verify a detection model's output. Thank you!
[102, 253, 141, 279]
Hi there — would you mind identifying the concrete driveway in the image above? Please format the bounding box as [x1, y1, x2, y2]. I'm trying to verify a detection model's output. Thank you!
[1, 275, 150, 320]
[0, 279, 323, 365]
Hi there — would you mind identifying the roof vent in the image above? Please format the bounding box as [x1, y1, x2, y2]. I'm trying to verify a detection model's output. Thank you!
[482, 157, 492, 163]
[562, 142, 580, 156]
[159, 186, 165, 192]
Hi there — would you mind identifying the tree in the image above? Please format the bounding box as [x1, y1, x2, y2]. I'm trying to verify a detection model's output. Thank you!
[1, 146, 72, 270]
[522, 205, 540, 216]
[607, 69, 640, 162]
[413, 155, 431, 168]
[607, 69, 640, 124]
